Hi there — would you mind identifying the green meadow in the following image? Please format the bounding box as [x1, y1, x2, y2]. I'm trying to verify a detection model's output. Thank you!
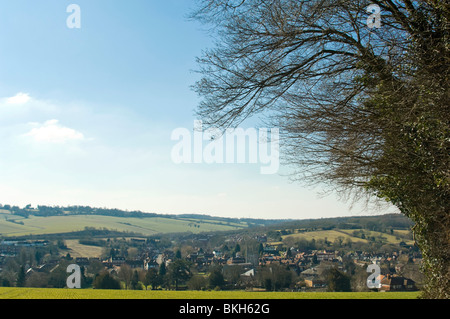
[0, 287, 420, 299]
[281, 228, 414, 246]
[0, 210, 247, 237]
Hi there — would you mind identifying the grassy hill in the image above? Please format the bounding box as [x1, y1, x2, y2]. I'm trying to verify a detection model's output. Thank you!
[0, 205, 415, 248]
[281, 228, 414, 246]
[251, 213, 416, 250]
[0, 209, 250, 238]
[282, 229, 367, 243]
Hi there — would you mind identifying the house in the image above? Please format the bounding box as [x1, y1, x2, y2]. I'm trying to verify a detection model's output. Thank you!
[315, 251, 335, 262]
[304, 278, 327, 288]
[227, 257, 246, 265]
[75, 257, 89, 266]
[263, 245, 277, 253]
[256, 235, 267, 243]
[126, 259, 144, 269]
[301, 267, 319, 277]
[241, 269, 255, 277]
[108, 265, 121, 276]
[379, 274, 418, 292]
[301, 262, 338, 278]
[143, 258, 158, 270]
[186, 252, 198, 262]
[0, 242, 20, 256]
[240, 269, 257, 287]
[103, 257, 126, 268]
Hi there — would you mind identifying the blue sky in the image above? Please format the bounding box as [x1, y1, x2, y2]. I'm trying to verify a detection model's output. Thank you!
[0, 1, 396, 219]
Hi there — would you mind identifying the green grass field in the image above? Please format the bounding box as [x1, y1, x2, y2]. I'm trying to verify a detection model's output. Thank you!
[281, 228, 414, 246]
[64, 239, 105, 257]
[0, 211, 247, 237]
[0, 287, 420, 299]
[282, 230, 366, 243]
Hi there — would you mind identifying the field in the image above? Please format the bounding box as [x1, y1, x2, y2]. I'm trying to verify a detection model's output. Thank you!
[64, 239, 105, 258]
[281, 228, 414, 246]
[0, 287, 420, 299]
[282, 230, 366, 243]
[0, 210, 248, 237]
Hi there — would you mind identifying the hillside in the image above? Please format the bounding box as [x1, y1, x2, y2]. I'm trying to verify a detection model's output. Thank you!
[0, 204, 414, 245]
[211, 213, 416, 252]
[0, 205, 286, 238]
[0, 209, 248, 238]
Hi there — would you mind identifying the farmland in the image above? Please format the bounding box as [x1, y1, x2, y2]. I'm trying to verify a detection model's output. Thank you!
[0, 210, 248, 237]
[0, 287, 420, 299]
[282, 230, 367, 243]
[64, 239, 105, 258]
[281, 228, 415, 246]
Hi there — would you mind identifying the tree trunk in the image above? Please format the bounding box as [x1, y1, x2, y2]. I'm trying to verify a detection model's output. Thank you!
[411, 210, 450, 299]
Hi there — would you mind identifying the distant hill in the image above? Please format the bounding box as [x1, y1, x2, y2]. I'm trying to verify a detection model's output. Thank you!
[267, 213, 414, 232]
[0, 204, 287, 238]
[242, 213, 416, 249]
[0, 204, 413, 241]
[0, 204, 287, 224]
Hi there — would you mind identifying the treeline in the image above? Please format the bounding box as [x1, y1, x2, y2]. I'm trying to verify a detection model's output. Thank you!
[0, 204, 159, 218]
[0, 253, 354, 292]
[0, 204, 282, 227]
[177, 214, 287, 227]
[267, 214, 414, 234]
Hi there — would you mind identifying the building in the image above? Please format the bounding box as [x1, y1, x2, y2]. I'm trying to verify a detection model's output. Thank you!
[103, 256, 126, 268]
[256, 235, 267, 243]
[126, 259, 144, 269]
[304, 278, 327, 288]
[227, 257, 246, 265]
[75, 257, 89, 266]
[316, 251, 335, 262]
[379, 274, 418, 292]
[144, 258, 159, 270]
[301, 267, 320, 277]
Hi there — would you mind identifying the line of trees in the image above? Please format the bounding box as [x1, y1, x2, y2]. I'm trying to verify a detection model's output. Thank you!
[92, 261, 356, 293]
[1, 252, 354, 292]
[0, 204, 158, 219]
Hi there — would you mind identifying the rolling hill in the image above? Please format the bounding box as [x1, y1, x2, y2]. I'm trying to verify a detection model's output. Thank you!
[0, 204, 414, 246]
[0, 205, 287, 238]
[280, 228, 415, 246]
[0, 209, 249, 237]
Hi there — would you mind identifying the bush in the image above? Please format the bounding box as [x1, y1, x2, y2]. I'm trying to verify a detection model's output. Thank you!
[93, 272, 121, 290]
[187, 275, 208, 291]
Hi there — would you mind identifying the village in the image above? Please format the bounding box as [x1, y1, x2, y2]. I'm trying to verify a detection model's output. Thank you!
[0, 229, 423, 293]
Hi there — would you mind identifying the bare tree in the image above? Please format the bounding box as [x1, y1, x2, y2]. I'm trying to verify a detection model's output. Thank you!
[191, 0, 449, 298]
[118, 264, 133, 290]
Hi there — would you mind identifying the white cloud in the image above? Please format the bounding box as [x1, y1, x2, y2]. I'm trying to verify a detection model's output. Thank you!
[0, 92, 59, 119]
[24, 119, 85, 144]
[6, 92, 31, 105]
